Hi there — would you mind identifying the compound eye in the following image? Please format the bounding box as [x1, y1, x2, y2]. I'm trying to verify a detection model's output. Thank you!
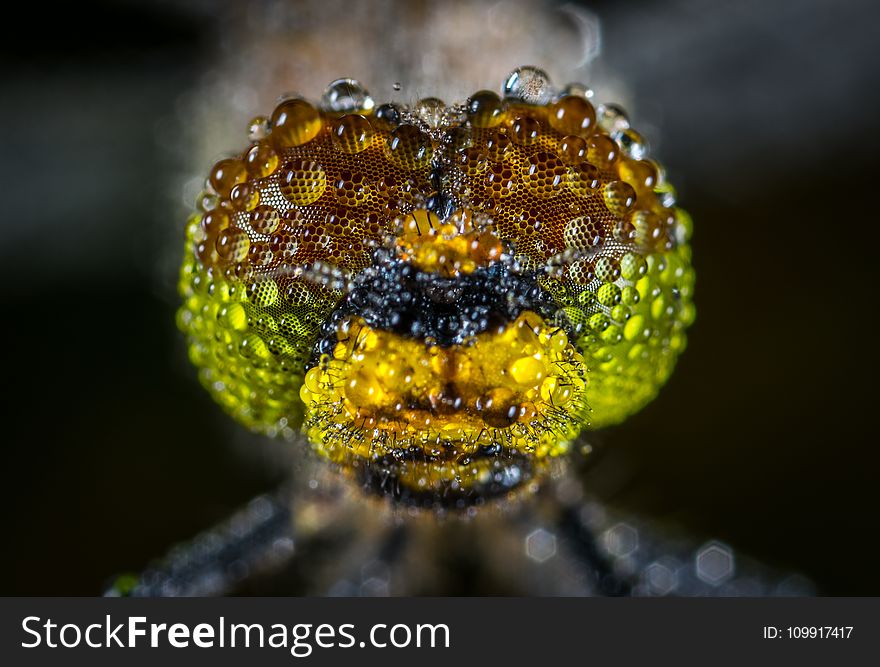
[178, 70, 695, 508]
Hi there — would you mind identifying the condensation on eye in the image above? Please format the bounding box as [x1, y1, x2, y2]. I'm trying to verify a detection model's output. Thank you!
[177, 69, 695, 508]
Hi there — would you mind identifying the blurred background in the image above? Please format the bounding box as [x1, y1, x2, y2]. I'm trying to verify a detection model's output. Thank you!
[1, 0, 878, 595]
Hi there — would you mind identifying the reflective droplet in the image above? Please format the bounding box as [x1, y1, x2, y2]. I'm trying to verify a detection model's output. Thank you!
[561, 82, 593, 99]
[334, 170, 369, 207]
[558, 135, 587, 165]
[630, 210, 665, 248]
[321, 78, 374, 113]
[486, 162, 516, 199]
[201, 209, 230, 240]
[385, 124, 432, 170]
[594, 256, 621, 282]
[503, 66, 554, 105]
[620, 252, 647, 280]
[373, 103, 401, 131]
[603, 181, 637, 216]
[247, 116, 269, 142]
[244, 142, 279, 178]
[587, 133, 619, 169]
[466, 90, 504, 128]
[509, 356, 545, 385]
[549, 95, 596, 136]
[197, 191, 219, 212]
[484, 129, 511, 161]
[229, 182, 259, 211]
[509, 115, 541, 145]
[597, 103, 630, 133]
[416, 97, 446, 129]
[249, 205, 280, 235]
[279, 159, 327, 205]
[270, 99, 323, 149]
[216, 227, 250, 262]
[523, 151, 566, 198]
[209, 158, 247, 198]
[459, 147, 488, 175]
[332, 114, 374, 154]
[619, 159, 658, 193]
[568, 162, 601, 197]
[616, 128, 648, 161]
[564, 215, 605, 251]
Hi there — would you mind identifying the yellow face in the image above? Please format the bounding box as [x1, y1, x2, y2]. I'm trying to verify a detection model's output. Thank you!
[178, 75, 695, 506]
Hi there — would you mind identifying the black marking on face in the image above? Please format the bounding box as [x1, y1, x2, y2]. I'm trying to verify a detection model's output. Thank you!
[350, 448, 536, 508]
[312, 249, 558, 359]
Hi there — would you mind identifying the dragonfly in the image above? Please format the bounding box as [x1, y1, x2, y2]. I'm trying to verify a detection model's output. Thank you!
[112, 0, 808, 596]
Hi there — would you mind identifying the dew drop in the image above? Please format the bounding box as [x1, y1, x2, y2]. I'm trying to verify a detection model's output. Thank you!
[466, 90, 504, 128]
[503, 66, 555, 105]
[597, 103, 630, 134]
[270, 99, 322, 149]
[247, 116, 269, 142]
[244, 142, 279, 178]
[416, 97, 446, 129]
[216, 227, 250, 263]
[616, 128, 648, 161]
[603, 181, 637, 216]
[385, 124, 432, 170]
[249, 205, 280, 235]
[209, 158, 247, 198]
[332, 114, 374, 154]
[321, 78, 374, 113]
[549, 95, 596, 136]
[279, 159, 327, 205]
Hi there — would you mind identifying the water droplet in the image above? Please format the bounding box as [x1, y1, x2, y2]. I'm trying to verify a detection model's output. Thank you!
[549, 95, 596, 136]
[270, 99, 322, 149]
[616, 128, 648, 161]
[558, 135, 587, 165]
[523, 151, 566, 198]
[503, 66, 555, 105]
[229, 182, 259, 211]
[244, 142, 279, 178]
[415, 97, 446, 129]
[209, 158, 247, 198]
[509, 356, 546, 385]
[279, 159, 327, 205]
[619, 159, 658, 193]
[321, 78, 374, 113]
[603, 181, 637, 216]
[247, 116, 269, 142]
[568, 162, 601, 197]
[216, 227, 250, 262]
[466, 90, 504, 128]
[332, 114, 374, 154]
[484, 129, 511, 161]
[561, 82, 593, 99]
[374, 103, 401, 130]
[249, 205, 280, 235]
[509, 115, 541, 145]
[201, 209, 229, 240]
[564, 215, 605, 251]
[486, 162, 516, 199]
[197, 191, 219, 212]
[385, 124, 432, 170]
[597, 103, 630, 133]
[586, 133, 619, 169]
